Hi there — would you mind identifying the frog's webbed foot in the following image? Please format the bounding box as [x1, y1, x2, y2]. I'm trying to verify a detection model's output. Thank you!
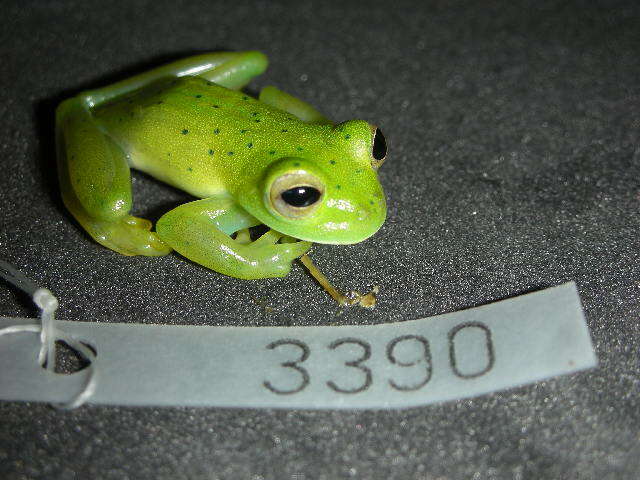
[84, 215, 171, 257]
[68, 208, 171, 257]
[156, 197, 311, 279]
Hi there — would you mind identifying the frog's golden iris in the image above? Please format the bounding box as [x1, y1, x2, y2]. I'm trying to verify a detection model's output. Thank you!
[268, 169, 325, 218]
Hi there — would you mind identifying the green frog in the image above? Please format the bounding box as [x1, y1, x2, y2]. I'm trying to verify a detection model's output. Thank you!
[56, 51, 387, 280]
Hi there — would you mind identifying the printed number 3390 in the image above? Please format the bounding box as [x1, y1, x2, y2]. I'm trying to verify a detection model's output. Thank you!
[263, 322, 495, 395]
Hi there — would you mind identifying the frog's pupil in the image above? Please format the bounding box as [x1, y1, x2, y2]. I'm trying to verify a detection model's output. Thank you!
[372, 128, 387, 160]
[281, 186, 321, 207]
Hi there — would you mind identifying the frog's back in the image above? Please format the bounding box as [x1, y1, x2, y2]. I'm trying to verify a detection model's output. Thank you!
[92, 77, 306, 198]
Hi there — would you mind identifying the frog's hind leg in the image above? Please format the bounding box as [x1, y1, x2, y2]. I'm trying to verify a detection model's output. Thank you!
[56, 98, 172, 256]
[258, 86, 331, 124]
[83, 51, 268, 107]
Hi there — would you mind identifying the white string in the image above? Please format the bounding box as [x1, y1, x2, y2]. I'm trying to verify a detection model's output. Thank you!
[33, 288, 58, 371]
[0, 260, 97, 409]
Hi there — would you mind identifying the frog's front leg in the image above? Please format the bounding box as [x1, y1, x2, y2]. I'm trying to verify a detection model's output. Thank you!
[156, 196, 312, 279]
[56, 98, 171, 256]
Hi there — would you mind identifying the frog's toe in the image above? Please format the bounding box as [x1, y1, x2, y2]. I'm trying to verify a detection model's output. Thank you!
[251, 229, 284, 247]
[123, 216, 153, 231]
[274, 240, 312, 261]
[234, 228, 252, 244]
[134, 230, 173, 256]
[91, 216, 172, 257]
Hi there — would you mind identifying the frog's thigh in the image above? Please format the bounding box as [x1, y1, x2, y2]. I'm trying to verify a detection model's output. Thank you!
[259, 86, 331, 124]
[197, 51, 268, 90]
[56, 98, 171, 257]
[156, 197, 311, 279]
[83, 52, 267, 106]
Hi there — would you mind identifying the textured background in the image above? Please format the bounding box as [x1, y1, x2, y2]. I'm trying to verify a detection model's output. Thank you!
[1, 0, 639, 478]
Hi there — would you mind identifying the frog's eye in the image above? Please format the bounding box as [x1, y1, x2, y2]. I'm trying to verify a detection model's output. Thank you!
[269, 172, 325, 218]
[370, 126, 387, 170]
[281, 186, 321, 207]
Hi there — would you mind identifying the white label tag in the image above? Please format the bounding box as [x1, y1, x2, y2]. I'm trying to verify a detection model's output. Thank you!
[0, 283, 596, 409]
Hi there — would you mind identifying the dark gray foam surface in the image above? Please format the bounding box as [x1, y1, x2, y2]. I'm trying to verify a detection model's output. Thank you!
[0, 0, 639, 478]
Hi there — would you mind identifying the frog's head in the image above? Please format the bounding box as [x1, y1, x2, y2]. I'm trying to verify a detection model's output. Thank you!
[236, 120, 387, 244]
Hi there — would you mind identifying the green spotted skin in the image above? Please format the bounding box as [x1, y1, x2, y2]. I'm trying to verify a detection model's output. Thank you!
[94, 77, 332, 198]
[56, 52, 387, 279]
[93, 76, 386, 244]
